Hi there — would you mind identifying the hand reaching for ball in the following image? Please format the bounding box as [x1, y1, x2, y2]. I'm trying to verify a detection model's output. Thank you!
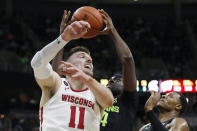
[99, 9, 115, 35]
[61, 20, 91, 41]
[62, 7, 115, 39]
[144, 91, 161, 112]
[60, 10, 71, 34]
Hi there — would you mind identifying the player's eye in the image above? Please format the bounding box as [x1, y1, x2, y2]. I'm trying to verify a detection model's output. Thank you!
[167, 94, 173, 98]
[113, 77, 121, 82]
[78, 54, 85, 58]
[109, 80, 114, 84]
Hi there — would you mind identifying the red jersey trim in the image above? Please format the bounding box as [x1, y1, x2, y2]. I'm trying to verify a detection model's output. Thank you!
[68, 82, 89, 92]
[40, 107, 43, 131]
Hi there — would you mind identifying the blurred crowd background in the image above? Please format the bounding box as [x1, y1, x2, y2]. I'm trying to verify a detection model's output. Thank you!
[0, 0, 197, 130]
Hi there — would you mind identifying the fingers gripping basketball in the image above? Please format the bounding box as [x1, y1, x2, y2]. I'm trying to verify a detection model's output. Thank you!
[61, 21, 90, 41]
[71, 6, 104, 39]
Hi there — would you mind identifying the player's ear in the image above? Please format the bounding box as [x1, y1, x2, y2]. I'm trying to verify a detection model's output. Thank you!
[175, 104, 182, 111]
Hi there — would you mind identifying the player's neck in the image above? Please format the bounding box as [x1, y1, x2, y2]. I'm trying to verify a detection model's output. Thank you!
[67, 77, 86, 90]
[159, 109, 178, 122]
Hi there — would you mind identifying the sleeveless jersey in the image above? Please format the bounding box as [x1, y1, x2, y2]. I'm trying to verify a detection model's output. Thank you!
[141, 119, 173, 131]
[100, 91, 138, 131]
[39, 78, 102, 131]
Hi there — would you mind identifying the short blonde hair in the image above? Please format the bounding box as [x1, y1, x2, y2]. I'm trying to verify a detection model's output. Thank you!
[64, 46, 91, 61]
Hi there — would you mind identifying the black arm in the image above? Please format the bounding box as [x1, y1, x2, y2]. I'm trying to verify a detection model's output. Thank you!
[146, 110, 168, 131]
[110, 28, 137, 92]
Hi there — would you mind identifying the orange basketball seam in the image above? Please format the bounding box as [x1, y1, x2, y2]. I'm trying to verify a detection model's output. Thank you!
[81, 9, 103, 29]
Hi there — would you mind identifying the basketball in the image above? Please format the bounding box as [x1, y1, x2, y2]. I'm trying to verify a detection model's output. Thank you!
[71, 6, 104, 39]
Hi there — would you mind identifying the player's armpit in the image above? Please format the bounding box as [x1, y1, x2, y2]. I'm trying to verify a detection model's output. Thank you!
[36, 71, 62, 107]
[35, 71, 62, 93]
[168, 118, 189, 131]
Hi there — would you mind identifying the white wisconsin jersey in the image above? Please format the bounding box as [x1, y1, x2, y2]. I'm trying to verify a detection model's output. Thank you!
[39, 78, 102, 131]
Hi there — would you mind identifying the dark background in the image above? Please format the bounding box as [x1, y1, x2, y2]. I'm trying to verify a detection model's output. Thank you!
[0, 0, 197, 130]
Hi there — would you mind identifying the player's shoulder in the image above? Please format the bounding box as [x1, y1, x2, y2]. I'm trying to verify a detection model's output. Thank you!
[173, 117, 187, 123]
[120, 90, 138, 99]
[61, 77, 67, 81]
[61, 77, 69, 84]
[118, 90, 138, 108]
[123, 90, 137, 95]
[171, 117, 189, 130]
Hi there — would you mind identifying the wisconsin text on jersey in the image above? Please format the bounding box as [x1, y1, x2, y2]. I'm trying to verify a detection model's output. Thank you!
[62, 94, 95, 109]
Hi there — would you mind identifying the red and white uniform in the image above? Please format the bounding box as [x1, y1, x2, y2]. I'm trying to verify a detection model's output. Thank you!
[39, 78, 102, 131]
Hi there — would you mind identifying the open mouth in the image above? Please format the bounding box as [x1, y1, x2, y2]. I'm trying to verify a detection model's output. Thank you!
[159, 99, 165, 102]
[84, 64, 91, 70]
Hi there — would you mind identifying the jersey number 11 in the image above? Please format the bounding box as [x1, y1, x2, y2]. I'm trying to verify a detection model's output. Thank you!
[69, 106, 85, 129]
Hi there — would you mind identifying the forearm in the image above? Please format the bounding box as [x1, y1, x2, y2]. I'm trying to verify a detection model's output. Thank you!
[146, 110, 168, 131]
[110, 27, 137, 91]
[35, 36, 67, 65]
[86, 77, 114, 108]
[52, 19, 66, 75]
[109, 28, 133, 62]
[31, 36, 68, 79]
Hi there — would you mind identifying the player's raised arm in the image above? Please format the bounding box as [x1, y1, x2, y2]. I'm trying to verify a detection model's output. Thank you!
[99, 9, 137, 92]
[141, 91, 189, 131]
[31, 21, 90, 90]
[52, 10, 71, 75]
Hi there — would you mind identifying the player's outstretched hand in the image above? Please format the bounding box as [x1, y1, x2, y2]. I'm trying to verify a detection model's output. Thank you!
[98, 9, 115, 35]
[144, 91, 161, 112]
[60, 10, 71, 34]
[59, 61, 90, 83]
[61, 21, 91, 41]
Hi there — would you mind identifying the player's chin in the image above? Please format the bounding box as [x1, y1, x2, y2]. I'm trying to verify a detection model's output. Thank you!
[156, 102, 161, 107]
[157, 101, 165, 108]
[106, 84, 111, 89]
[84, 69, 93, 77]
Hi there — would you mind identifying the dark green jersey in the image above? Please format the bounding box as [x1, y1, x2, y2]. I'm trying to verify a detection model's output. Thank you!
[100, 91, 138, 131]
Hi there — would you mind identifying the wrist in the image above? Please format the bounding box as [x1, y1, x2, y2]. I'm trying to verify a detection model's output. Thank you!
[82, 75, 95, 88]
[83, 75, 92, 84]
[60, 33, 71, 42]
[109, 27, 116, 36]
[145, 106, 154, 112]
